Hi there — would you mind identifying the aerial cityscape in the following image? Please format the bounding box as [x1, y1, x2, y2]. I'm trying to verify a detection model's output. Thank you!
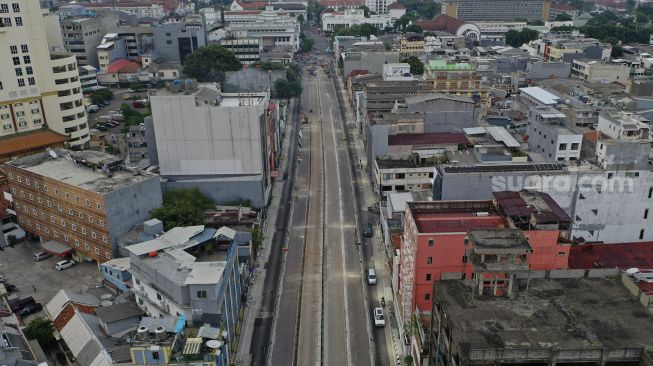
[1, 0, 653, 365]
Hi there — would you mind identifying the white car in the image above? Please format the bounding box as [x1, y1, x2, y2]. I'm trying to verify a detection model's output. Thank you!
[373, 307, 385, 327]
[55, 260, 74, 271]
[367, 269, 377, 285]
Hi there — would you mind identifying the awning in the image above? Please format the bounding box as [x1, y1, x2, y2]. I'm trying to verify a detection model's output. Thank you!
[42, 240, 74, 256]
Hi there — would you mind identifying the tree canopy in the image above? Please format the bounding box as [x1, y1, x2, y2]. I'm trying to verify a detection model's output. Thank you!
[25, 317, 56, 346]
[555, 13, 573, 21]
[505, 28, 539, 47]
[150, 188, 215, 230]
[405, 56, 424, 75]
[394, 13, 417, 30]
[333, 23, 379, 37]
[90, 89, 113, 105]
[183, 45, 242, 82]
[302, 37, 315, 52]
[274, 63, 302, 99]
[405, 24, 423, 34]
[397, 0, 440, 19]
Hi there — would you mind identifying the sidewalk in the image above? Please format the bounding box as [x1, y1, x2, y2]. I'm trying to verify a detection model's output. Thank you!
[235, 100, 296, 365]
[333, 70, 404, 365]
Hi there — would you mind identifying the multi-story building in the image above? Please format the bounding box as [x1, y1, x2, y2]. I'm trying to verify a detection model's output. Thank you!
[97, 33, 128, 71]
[81, 2, 165, 19]
[1, 0, 90, 147]
[399, 191, 570, 329]
[423, 59, 488, 105]
[59, 12, 120, 67]
[549, 2, 580, 18]
[127, 225, 241, 365]
[430, 277, 653, 366]
[364, 0, 397, 15]
[152, 15, 206, 64]
[3, 149, 162, 262]
[595, 111, 650, 171]
[321, 9, 393, 32]
[126, 125, 148, 163]
[78, 65, 98, 91]
[571, 59, 631, 83]
[399, 35, 424, 56]
[374, 158, 435, 196]
[115, 26, 155, 58]
[526, 106, 583, 161]
[319, 0, 364, 10]
[416, 14, 481, 45]
[149, 82, 274, 207]
[441, 0, 551, 21]
[224, 7, 301, 52]
[220, 38, 261, 65]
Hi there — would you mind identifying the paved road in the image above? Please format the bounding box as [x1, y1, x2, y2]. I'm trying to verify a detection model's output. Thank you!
[270, 63, 375, 365]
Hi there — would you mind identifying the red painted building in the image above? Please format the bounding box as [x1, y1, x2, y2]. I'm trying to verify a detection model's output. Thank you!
[399, 191, 571, 323]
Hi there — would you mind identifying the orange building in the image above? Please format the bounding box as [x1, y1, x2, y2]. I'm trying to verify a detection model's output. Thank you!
[399, 190, 571, 324]
[3, 149, 162, 262]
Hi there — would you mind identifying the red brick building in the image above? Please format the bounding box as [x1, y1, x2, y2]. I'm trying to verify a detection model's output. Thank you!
[3, 149, 162, 262]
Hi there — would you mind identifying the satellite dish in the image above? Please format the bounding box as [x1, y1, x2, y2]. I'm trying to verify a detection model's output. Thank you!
[49, 150, 58, 159]
[626, 268, 640, 274]
[206, 340, 222, 349]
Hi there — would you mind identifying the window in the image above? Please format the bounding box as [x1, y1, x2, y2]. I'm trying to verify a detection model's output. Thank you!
[156, 293, 162, 300]
[68, 208, 73, 215]
[12, 56, 19, 65]
[105, 252, 111, 259]
[96, 203, 101, 209]
[558, 143, 567, 151]
[425, 274, 432, 281]
[12, 3, 19, 12]
[99, 219, 104, 227]
[91, 232, 96, 239]
[95, 248, 100, 254]
[462, 255, 468, 263]
[424, 293, 430, 301]
[88, 215, 93, 223]
[64, 235, 69, 242]
[645, 209, 649, 219]
[152, 352, 160, 360]
[57, 204, 62, 211]
[558, 251, 566, 256]
[10, 45, 17, 54]
[649, 187, 652, 199]
[23, 55, 30, 64]
[571, 143, 579, 150]
[14, 16, 21, 26]
[640, 229, 645, 240]
[0, 4, 8, 13]
[427, 256, 432, 264]
[71, 224, 76, 231]
[17, 78, 24, 87]
[197, 290, 207, 298]
[81, 228, 86, 235]
[27, 77, 34, 85]
[102, 236, 107, 243]
[20, 44, 27, 53]
[428, 238, 434, 247]
[75, 239, 80, 246]
[3, 17, 10, 26]
[78, 212, 83, 219]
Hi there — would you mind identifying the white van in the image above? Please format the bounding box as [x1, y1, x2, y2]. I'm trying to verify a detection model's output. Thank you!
[33, 251, 51, 261]
[367, 269, 377, 285]
[55, 260, 74, 271]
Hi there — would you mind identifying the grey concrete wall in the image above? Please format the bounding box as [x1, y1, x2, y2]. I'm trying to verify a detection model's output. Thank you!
[162, 177, 265, 207]
[153, 22, 206, 63]
[527, 61, 571, 80]
[549, 269, 586, 278]
[587, 268, 619, 278]
[604, 141, 650, 170]
[343, 51, 400, 76]
[130, 254, 189, 305]
[368, 124, 389, 160]
[440, 272, 464, 280]
[105, 176, 163, 255]
[189, 283, 220, 315]
[103, 315, 140, 336]
[516, 270, 546, 279]
[144, 116, 158, 165]
[405, 98, 479, 133]
[224, 69, 286, 93]
[496, 56, 530, 73]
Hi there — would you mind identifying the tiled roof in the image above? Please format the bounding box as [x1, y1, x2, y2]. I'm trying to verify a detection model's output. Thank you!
[417, 14, 464, 34]
[0, 129, 68, 157]
[107, 59, 141, 73]
[551, 2, 578, 11]
[319, 0, 363, 6]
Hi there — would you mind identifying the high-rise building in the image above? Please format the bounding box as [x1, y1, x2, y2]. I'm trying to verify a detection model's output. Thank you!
[1, 0, 90, 147]
[442, 0, 551, 22]
[60, 12, 120, 67]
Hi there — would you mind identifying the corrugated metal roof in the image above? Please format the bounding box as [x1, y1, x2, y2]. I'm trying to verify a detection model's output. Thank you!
[520, 87, 560, 105]
[485, 126, 521, 148]
[183, 338, 203, 355]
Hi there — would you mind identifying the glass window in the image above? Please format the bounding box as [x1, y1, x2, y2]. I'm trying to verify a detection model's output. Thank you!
[14, 16, 20, 26]
[10, 45, 17, 54]
[12, 56, 19, 65]
[12, 3, 20, 12]
[20, 44, 27, 53]
[23, 55, 30, 64]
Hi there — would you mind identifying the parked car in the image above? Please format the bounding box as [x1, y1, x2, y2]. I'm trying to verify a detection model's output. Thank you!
[33, 251, 51, 261]
[3, 283, 16, 293]
[373, 307, 385, 327]
[363, 223, 373, 238]
[18, 303, 43, 317]
[9, 297, 36, 312]
[132, 101, 145, 108]
[0, 274, 5, 283]
[96, 126, 107, 131]
[55, 259, 74, 271]
[367, 269, 377, 285]
[86, 105, 99, 113]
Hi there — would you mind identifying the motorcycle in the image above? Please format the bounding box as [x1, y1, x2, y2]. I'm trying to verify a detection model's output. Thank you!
[381, 297, 386, 307]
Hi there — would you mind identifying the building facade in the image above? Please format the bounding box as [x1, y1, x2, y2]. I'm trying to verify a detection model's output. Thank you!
[3, 149, 162, 262]
[527, 106, 583, 161]
[442, 0, 551, 21]
[1, 0, 90, 147]
[152, 16, 206, 64]
[149, 83, 273, 207]
[60, 13, 120, 67]
[322, 9, 393, 31]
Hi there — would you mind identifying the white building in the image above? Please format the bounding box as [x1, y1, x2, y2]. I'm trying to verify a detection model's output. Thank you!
[527, 106, 583, 161]
[0, 0, 90, 147]
[321, 9, 393, 32]
[382, 63, 413, 81]
[78, 65, 99, 91]
[595, 112, 651, 171]
[149, 83, 273, 207]
[365, 0, 398, 15]
[82, 2, 165, 19]
[224, 7, 301, 52]
[571, 60, 631, 83]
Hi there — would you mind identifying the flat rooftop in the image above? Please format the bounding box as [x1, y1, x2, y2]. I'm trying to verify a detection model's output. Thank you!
[387, 132, 469, 146]
[6, 149, 152, 194]
[152, 84, 267, 106]
[494, 191, 570, 223]
[436, 278, 653, 352]
[468, 228, 532, 253]
[412, 212, 506, 233]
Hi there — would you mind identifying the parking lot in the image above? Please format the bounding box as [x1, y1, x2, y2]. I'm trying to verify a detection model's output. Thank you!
[0, 240, 102, 322]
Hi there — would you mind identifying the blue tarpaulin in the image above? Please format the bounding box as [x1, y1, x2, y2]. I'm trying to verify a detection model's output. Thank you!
[175, 314, 186, 333]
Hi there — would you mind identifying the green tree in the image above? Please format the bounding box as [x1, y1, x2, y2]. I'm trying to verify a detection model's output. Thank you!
[128, 82, 146, 90]
[555, 13, 573, 21]
[25, 317, 56, 346]
[150, 188, 214, 230]
[248, 227, 263, 252]
[274, 79, 296, 99]
[405, 55, 424, 75]
[527, 19, 545, 25]
[627, 0, 636, 12]
[297, 13, 305, 24]
[359, 23, 380, 37]
[357, 5, 373, 17]
[611, 44, 624, 57]
[183, 45, 242, 82]
[405, 24, 423, 33]
[505, 28, 539, 47]
[398, 0, 439, 19]
[394, 13, 416, 30]
[90, 89, 113, 105]
[120, 104, 151, 132]
[302, 37, 315, 52]
[307, 2, 325, 22]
